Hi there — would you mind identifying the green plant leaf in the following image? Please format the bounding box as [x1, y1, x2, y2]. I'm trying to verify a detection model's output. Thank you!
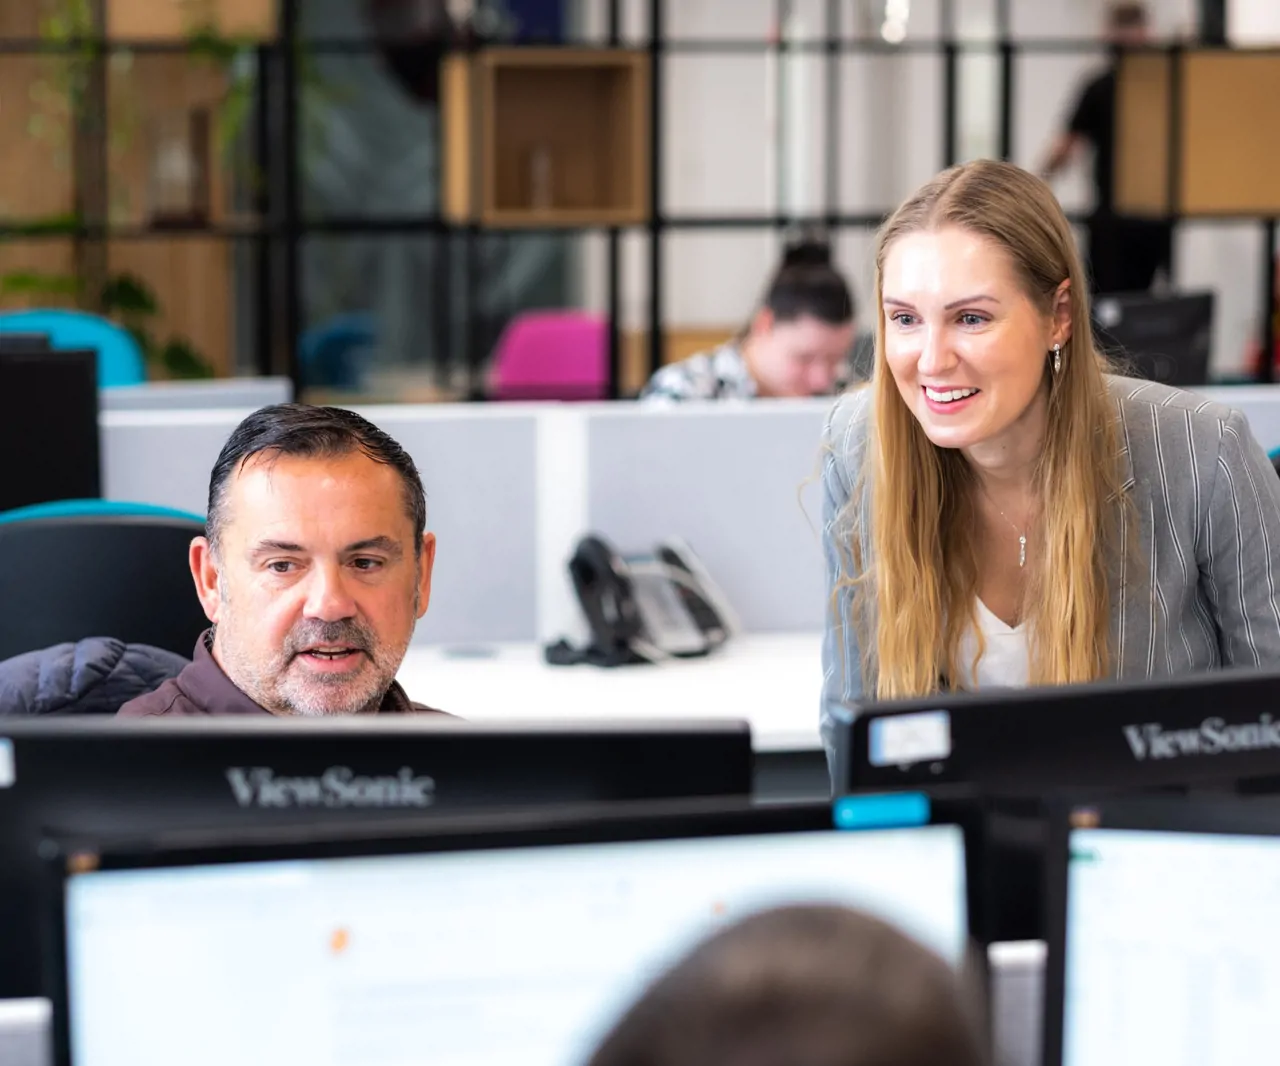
[100, 272, 159, 317]
[161, 337, 215, 380]
[0, 271, 81, 297]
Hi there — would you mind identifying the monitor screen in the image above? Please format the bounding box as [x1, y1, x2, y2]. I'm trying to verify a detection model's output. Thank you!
[60, 813, 968, 1066]
[0, 718, 752, 1001]
[0, 348, 100, 511]
[1093, 291, 1214, 387]
[1061, 825, 1280, 1066]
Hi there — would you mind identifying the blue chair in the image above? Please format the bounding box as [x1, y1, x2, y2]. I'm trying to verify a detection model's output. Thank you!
[299, 312, 377, 390]
[0, 309, 146, 387]
[0, 500, 208, 660]
[0, 499, 203, 525]
[1270, 448, 1280, 479]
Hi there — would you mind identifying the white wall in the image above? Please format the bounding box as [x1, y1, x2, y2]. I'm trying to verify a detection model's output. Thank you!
[575, 0, 1265, 376]
[1229, 0, 1280, 43]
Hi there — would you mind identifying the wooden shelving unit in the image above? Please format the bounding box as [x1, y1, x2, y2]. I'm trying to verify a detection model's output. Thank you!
[107, 0, 276, 40]
[1116, 49, 1280, 216]
[442, 48, 650, 228]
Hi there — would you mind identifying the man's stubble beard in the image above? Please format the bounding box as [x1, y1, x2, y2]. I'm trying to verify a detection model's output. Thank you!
[212, 574, 417, 717]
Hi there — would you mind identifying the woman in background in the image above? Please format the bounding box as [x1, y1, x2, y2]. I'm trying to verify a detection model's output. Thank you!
[586, 904, 985, 1066]
[641, 241, 859, 402]
[820, 159, 1280, 755]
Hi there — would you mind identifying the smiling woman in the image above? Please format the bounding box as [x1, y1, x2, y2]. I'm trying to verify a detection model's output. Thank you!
[818, 160, 1280, 758]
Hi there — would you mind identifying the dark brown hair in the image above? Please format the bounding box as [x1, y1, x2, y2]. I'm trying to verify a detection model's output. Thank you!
[207, 403, 426, 554]
[762, 239, 856, 326]
[586, 905, 986, 1066]
[1106, 2, 1148, 31]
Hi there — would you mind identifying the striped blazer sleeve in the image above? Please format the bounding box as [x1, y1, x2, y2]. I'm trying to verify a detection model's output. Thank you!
[819, 391, 871, 759]
[1200, 408, 1280, 667]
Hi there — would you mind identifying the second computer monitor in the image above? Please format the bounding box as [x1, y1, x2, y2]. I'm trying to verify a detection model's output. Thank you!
[49, 797, 979, 1066]
[1093, 290, 1214, 387]
[1043, 794, 1280, 1066]
[836, 668, 1280, 799]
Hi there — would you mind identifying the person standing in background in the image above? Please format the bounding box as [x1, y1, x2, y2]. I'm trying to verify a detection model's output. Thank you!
[1040, 2, 1173, 295]
[640, 240, 859, 402]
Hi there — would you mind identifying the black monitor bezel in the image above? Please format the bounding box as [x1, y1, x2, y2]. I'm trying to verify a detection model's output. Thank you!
[43, 795, 990, 1066]
[0, 347, 101, 510]
[836, 667, 1280, 799]
[0, 716, 756, 1003]
[1041, 793, 1280, 1066]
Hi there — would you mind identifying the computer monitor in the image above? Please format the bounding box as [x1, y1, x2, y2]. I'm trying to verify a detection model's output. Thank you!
[1092, 291, 1214, 387]
[1043, 794, 1280, 1066]
[835, 667, 1280, 799]
[0, 717, 752, 1001]
[0, 349, 100, 512]
[46, 796, 981, 1066]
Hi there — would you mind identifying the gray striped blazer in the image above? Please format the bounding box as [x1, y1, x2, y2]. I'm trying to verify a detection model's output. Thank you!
[819, 376, 1280, 754]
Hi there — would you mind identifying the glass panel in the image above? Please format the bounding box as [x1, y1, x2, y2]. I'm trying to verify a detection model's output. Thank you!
[838, 53, 944, 214]
[0, 3, 40, 38]
[664, 0, 772, 42]
[662, 228, 776, 331]
[833, 225, 878, 336]
[1177, 221, 1265, 381]
[846, 0, 944, 41]
[953, 0, 998, 41]
[660, 0, 834, 42]
[299, 231, 570, 403]
[956, 48, 999, 163]
[106, 49, 264, 231]
[298, 47, 439, 222]
[1011, 50, 1106, 214]
[663, 54, 771, 215]
[0, 239, 77, 311]
[0, 55, 77, 227]
[106, 235, 242, 379]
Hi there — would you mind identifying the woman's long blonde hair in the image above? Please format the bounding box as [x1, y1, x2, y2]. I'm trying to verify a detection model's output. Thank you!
[854, 160, 1128, 699]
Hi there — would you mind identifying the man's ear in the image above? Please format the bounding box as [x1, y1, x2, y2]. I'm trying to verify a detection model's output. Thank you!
[416, 532, 437, 620]
[189, 536, 224, 624]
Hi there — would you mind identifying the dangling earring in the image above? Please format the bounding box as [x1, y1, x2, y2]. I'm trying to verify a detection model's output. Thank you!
[1052, 343, 1062, 375]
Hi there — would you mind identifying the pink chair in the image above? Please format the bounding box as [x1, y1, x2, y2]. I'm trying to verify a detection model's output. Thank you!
[487, 310, 609, 401]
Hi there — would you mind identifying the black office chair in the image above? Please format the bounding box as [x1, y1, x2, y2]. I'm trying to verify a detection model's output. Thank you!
[0, 505, 209, 661]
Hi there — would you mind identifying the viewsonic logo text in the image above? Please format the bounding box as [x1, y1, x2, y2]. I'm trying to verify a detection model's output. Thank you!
[1122, 716, 1280, 761]
[226, 766, 436, 808]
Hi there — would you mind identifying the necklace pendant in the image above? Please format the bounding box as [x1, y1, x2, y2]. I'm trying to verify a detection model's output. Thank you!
[1018, 534, 1027, 568]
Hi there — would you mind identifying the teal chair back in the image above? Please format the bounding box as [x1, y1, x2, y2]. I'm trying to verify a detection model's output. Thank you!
[0, 500, 207, 659]
[0, 309, 145, 387]
[0, 499, 204, 526]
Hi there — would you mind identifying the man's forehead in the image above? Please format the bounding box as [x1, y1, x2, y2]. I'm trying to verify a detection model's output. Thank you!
[221, 451, 413, 541]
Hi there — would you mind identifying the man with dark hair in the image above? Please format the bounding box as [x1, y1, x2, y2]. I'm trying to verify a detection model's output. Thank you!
[119, 404, 443, 717]
[1040, 1, 1172, 294]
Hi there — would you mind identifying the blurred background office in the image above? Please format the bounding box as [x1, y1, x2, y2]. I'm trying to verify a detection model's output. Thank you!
[3, 0, 1279, 404]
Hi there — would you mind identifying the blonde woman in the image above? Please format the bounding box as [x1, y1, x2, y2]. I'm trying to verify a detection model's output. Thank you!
[820, 160, 1280, 752]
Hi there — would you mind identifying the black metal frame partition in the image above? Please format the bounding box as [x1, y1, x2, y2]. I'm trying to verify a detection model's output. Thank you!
[0, 0, 1273, 398]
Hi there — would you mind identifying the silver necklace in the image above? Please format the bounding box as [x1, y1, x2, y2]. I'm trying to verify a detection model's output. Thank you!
[981, 487, 1029, 568]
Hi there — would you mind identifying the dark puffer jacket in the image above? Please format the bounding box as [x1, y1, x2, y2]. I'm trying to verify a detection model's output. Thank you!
[0, 637, 189, 716]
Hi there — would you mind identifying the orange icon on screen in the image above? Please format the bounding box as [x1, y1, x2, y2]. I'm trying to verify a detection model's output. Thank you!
[711, 901, 726, 917]
[330, 928, 350, 955]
